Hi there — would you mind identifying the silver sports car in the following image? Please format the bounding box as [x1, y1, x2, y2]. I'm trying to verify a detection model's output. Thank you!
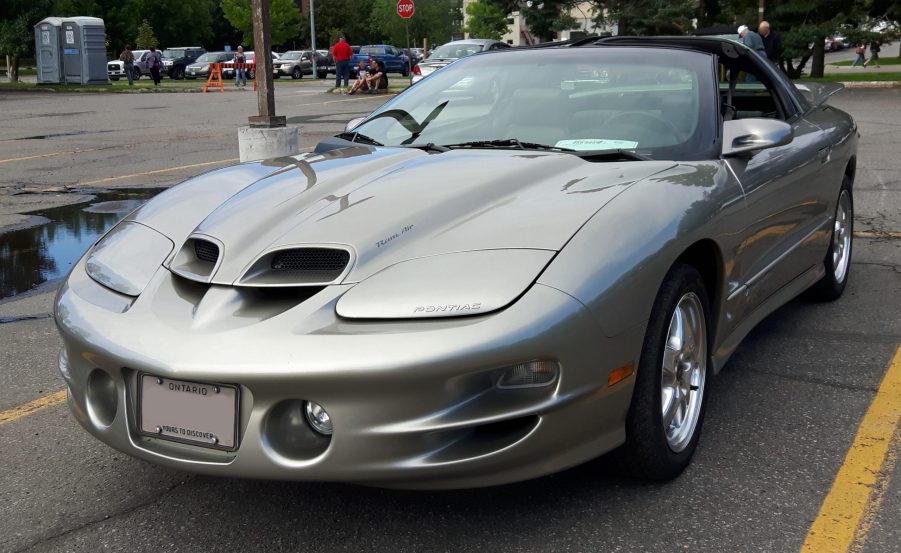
[55, 37, 857, 489]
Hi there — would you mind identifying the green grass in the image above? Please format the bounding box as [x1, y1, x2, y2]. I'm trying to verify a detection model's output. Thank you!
[802, 71, 901, 82]
[831, 56, 900, 66]
[0, 76, 332, 93]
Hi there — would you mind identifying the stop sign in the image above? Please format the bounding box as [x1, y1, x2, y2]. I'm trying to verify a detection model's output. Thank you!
[397, 0, 415, 19]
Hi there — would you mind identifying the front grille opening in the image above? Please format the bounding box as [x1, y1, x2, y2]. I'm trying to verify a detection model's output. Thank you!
[270, 248, 350, 279]
[194, 240, 220, 264]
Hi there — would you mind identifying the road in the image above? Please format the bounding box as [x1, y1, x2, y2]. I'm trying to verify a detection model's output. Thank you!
[0, 83, 900, 553]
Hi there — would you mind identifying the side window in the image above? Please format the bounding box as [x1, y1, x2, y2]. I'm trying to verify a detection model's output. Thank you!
[718, 59, 794, 121]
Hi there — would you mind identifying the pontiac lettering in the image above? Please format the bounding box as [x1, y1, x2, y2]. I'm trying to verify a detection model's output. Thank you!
[414, 303, 482, 313]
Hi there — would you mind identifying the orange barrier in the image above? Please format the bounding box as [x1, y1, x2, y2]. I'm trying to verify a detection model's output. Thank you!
[204, 63, 258, 92]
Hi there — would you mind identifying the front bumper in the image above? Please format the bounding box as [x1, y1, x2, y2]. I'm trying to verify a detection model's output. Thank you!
[55, 257, 640, 489]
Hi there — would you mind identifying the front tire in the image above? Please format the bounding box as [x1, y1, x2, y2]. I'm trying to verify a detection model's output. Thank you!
[292, 67, 302, 79]
[171, 66, 184, 80]
[132, 68, 142, 81]
[620, 263, 711, 480]
[807, 176, 853, 301]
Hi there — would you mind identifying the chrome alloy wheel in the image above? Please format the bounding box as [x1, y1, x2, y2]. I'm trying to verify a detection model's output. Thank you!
[832, 190, 853, 283]
[661, 292, 707, 453]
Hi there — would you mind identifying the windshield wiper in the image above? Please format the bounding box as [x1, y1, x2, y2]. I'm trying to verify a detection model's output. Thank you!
[401, 143, 449, 153]
[334, 131, 384, 146]
[442, 139, 576, 152]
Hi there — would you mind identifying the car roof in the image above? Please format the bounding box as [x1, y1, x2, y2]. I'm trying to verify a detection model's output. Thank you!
[443, 39, 503, 46]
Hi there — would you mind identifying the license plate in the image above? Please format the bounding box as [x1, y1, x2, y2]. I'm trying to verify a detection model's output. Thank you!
[138, 374, 239, 450]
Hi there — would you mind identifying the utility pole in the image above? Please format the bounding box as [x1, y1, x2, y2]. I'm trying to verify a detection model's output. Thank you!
[310, 0, 318, 78]
[249, 0, 285, 127]
[238, 0, 296, 163]
[758, 0, 765, 24]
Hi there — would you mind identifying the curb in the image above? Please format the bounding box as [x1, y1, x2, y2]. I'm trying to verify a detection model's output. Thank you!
[838, 81, 901, 88]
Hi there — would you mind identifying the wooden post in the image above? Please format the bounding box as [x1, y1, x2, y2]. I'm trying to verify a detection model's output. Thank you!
[758, 0, 765, 24]
[249, 0, 285, 127]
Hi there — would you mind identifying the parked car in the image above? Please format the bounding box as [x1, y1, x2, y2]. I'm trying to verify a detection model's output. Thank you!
[274, 50, 314, 79]
[352, 44, 410, 76]
[222, 51, 279, 80]
[315, 49, 335, 77]
[412, 39, 509, 83]
[107, 49, 149, 81]
[55, 36, 858, 489]
[185, 51, 234, 79]
[161, 47, 205, 80]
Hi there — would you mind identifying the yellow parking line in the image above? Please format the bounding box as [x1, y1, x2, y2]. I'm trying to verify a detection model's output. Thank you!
[854, 230, 901, 240]
[0, 390, 67, 426]
[0, 148, 100, 165]
[78, 158, 239, 185]
[800, 344, 901, 553]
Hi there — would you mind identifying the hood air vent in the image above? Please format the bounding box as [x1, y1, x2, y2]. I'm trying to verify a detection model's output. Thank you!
[194, 240, 220, 263]
[238, 246, 353, 287]
[271, 248, 350, 276]
[169, 236, 224, 283]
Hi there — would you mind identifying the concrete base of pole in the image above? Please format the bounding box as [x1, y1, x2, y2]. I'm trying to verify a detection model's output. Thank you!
[238, 125, 299, 162]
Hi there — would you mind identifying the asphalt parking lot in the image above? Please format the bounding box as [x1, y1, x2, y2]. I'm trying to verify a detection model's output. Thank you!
[1, 83, 900, 553]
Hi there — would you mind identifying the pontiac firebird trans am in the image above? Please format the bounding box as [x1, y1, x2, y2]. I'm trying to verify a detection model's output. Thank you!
[55, 37, 858, 489]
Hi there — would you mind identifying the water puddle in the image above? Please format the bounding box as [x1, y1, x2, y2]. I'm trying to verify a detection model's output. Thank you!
[0, 189, 163, 299]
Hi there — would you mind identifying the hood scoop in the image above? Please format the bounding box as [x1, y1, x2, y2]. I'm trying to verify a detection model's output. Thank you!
[237, 246, 354, 287]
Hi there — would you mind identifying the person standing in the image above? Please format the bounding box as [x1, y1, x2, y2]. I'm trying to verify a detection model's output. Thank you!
[234, 46, 247, 87]
[758, 21, 783, 64]
[147, 46, 162, 86]
[738, 25, 767, 57]
[864, 41, 881, 68]
[332, 36, 353, 91]
[119, 45, 135, 85]
[852, 43, 866, 67]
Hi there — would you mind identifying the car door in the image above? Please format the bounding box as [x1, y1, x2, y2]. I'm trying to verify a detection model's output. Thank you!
[726, 66, 834, 315]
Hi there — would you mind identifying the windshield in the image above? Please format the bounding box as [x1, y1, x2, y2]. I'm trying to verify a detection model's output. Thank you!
[361, 47, 386, 55]
[162, 49, 186, 59]
[432, 43, 485, 59]
[350, 48, 717, 161]
[281, 52, 302, 60]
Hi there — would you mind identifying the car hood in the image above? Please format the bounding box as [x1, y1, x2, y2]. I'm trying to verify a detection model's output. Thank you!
[133, 147, 675, 285]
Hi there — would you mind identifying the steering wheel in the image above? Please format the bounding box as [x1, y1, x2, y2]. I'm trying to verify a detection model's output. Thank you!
[603, 111, 683, 143]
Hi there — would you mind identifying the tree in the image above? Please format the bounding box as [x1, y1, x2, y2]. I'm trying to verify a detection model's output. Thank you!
[309, 0, 380, 48]
[135, 19, 159, 49]
[1, 0, 53, 82]
[591, 0, 697, 35]
[368, 0, 461, 48]
[221, 0, 304, 48]
[464, 0, 511, 40]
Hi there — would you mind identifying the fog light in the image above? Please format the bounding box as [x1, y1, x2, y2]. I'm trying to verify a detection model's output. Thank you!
[304, 401, 333, 435]
[496, 361, 559, 389]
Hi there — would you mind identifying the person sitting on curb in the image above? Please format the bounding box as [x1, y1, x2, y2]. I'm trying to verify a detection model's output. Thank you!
[365, 60, 388, 94]
[348, 60, 370, 95]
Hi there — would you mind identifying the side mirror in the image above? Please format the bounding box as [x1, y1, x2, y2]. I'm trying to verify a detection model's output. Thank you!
[345, 117, 366, 132]
[722, 119, 793, 157]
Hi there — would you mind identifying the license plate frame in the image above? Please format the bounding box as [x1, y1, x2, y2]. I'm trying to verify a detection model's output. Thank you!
[137, 373, 240, 451]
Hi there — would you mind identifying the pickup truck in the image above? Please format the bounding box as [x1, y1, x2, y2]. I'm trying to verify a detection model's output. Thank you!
[352, 45, 410, 76]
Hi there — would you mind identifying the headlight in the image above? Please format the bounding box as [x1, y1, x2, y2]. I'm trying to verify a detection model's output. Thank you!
[163, 60, 173, 66]
[335, 249, 554, 319]
[85, 222, 174, 297]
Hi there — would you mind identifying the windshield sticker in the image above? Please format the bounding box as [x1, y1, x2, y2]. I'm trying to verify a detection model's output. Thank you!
[555, 139, 639, 151]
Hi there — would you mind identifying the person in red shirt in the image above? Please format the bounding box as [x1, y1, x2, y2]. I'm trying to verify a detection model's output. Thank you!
[332, 36, 353, 90]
